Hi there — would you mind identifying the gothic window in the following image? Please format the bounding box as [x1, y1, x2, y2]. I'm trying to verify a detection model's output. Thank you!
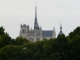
[23, 29, 24, 33]
[23, 29, 26, 33]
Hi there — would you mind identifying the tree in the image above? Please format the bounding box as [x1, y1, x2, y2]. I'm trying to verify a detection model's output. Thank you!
[0, 45, 23, 60]
[69, 27, 80, 39]
[15, 37, 29, 45]
[0, 33, 12, 48]
[0, 26, 5, 37]
[54, 34, 68, 60]
[68, 35, 80, 60]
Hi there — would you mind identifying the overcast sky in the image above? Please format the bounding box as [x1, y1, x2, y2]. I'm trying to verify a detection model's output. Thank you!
[0, 0, 80, 38]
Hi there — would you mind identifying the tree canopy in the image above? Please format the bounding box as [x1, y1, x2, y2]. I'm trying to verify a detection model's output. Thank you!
[0, 26, 80, 60]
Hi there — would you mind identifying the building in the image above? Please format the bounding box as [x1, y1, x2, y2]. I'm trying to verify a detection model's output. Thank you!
[19, 5, 56, 42]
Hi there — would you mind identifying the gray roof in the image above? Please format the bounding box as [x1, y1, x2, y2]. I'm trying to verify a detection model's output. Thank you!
[42, 31, 53, 37]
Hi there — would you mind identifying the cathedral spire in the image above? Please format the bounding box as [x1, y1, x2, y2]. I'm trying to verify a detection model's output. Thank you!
[35, 2, 37, 23]
[34, 2, 39, 30]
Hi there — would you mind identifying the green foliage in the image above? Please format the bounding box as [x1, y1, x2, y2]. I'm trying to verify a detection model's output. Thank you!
[57, 34, 68, 44]
[68, 35, 80, 60]
[15, 37, 29, 45]
[69, 27, 80, 39]
[0, 26, 80, 60]
[0, 45, 23, 60]
[0, 26, 5, 37]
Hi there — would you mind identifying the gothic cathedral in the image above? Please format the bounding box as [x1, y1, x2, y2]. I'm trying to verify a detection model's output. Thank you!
[19, 5, 56, 42]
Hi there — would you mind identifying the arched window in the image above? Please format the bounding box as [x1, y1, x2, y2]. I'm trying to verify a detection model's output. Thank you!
[23, 29, 24, 33]
[23, 29, 26, 33]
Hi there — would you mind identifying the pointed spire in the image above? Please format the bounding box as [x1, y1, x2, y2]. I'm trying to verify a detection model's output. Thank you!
[59, 23, 63, 35]
[60, 23, 62, 32]
[35, 2, 37, 21]
[34, 2, 39, 30]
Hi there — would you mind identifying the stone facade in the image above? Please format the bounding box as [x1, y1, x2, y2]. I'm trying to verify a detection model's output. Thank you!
[19, 24, 56, 42]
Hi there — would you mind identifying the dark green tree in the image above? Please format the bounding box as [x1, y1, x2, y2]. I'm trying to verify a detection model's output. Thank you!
[0, 33, 12, 48]
[54, 34, 68, 60]
[15, 37, 29, 45]
[0, 26, 5, 37]
[68, 35, 80, 60]
[69, 27, 80, 39]
[0, 45, 23, 60]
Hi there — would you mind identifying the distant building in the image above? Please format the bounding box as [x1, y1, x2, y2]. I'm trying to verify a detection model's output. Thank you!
[19, 5, 56, 42]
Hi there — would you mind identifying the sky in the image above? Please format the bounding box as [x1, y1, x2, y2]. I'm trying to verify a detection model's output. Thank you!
[0, 0, 80, 38]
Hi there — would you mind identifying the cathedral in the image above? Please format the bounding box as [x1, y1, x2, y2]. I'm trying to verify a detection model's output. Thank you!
[19, 5, 56, 42]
